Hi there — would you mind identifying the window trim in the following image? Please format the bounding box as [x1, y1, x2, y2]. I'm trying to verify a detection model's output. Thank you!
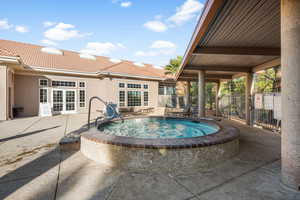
[144, 91, 149, 106]
[79, 81, 86, 88]
[119, 90, 126, 107]
[119, 82, 125, 88]
[79, 89, 86, 108]
[127, 83, 141, 89]
[127, 91, 142, 107]
[51, 80, 77, 88]
[39, 79, 48, 87]
[39, 88, 48, 103]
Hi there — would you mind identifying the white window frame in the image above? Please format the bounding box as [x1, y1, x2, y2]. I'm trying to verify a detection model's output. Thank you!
[39, 88, 48, 103]
[79, 81, 86, 88]
[119, 90, 126, 107]
[127, 91, 142, 107]
[51, 80, 77, 88]
[39, 79, 49, 87]
[79, 89, 86, 108]
[144, 91, 149, 106]
[52, 88, 77, 114]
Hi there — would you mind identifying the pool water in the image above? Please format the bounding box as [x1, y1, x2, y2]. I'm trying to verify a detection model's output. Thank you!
[100, 118, 218, 139]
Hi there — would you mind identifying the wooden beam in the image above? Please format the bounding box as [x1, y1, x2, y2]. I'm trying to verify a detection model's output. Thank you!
[185, 65, 252, 72]
[252, 58, 281, 72]
[180, 73, 232, 80]
[192, 47, 281, 56]
[178, 78, 227, 83]
[232, 73, 247, 79]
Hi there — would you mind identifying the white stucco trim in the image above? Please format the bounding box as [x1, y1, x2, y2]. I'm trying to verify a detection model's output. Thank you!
[28, 66, 99, 76]
[0, 56, 20, 64]
[98, 71, 165, 81]
[27, 65, 166, 81]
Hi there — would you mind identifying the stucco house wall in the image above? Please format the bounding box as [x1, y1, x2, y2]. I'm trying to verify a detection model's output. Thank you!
[14, 72, 160, 117]
[0, 65, 8, 120]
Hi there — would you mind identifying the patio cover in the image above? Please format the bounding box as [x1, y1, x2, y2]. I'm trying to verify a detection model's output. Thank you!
[176, 0, 281, 82]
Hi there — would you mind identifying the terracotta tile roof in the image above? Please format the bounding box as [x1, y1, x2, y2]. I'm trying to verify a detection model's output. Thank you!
[102, 62, 167, 78]
[0, 39, 169, 79]
[0, 47, 19, 57]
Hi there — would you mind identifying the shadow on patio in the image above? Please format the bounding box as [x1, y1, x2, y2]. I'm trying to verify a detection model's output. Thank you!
[0, 126, 61, 143]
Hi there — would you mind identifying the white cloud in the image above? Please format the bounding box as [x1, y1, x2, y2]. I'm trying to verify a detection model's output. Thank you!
[143, 20, 168, 32]
[15, 25, 29, 33]
[43, 21, 56, 27]
[135, 40, 176, 57]
[120, 1, 132, 7]
[44, 22, 92, 41]
[117, 43, 126, 49]
[168, 0, 204, 26]
[150, 40, 176, 49]
[0, 19, 13, 30]
[80, 42, 125, 56]
[41, 39, 58, 46]
[154, 15, 163, 20]
[135, 49, 175, 57]
[135, 51, 158, 57]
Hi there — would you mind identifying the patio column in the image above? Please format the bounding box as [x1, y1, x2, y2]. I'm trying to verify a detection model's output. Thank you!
[281, 0, 300, 190]
[215, 81, 221, 116]
[186, 81, 191, 106]
[245, 72, 253, 125]
[198, 70, 205, 117]
[0, 65, 8, 120]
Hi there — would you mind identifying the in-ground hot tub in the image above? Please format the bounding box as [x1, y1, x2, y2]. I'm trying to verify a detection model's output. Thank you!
[81, 116, 239, 173]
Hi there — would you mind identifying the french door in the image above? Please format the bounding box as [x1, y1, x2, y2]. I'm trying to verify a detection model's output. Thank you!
[52, 89, 76, 114]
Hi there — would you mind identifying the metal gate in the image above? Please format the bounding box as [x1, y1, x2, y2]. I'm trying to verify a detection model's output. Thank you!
[219, 92, 281, 132]
[252, 93, 281, 131]
[219, 94, 245, 120]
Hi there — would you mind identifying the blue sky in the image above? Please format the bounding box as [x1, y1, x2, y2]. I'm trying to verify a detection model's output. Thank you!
[0, 0, 205, 67]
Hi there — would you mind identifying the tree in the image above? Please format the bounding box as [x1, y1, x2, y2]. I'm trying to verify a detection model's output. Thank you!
[164, 56, 183, 75]
[254, 67, 281, 93]
[220, 77, 245, 96]
[206, 83, 215, 110]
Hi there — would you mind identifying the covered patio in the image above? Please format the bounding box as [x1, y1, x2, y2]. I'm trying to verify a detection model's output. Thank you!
[176, 0, 300, 191]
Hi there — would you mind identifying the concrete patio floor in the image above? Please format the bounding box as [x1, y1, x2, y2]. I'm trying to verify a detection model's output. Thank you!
[0, 114, 299, 200]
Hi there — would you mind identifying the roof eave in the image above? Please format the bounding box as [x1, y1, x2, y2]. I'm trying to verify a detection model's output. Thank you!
[175, 0, 226, 80]
[0, 56, 21, 64]
[98, 71, 166, 81]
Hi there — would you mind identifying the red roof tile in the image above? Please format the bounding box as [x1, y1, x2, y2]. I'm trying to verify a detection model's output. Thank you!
[0, 39, 169, 79]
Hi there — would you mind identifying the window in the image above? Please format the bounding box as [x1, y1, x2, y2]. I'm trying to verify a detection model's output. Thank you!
[144, 91, 148, 106]
[79, 90, 85, 107]
[119, 91, 125, 107]
[39, 88, 48, 103]
[159, 85, 165, 95]
[39, 79, 48, 87]
[143, 84, 148, 89]
[127, 83, 141, 89]
[127, 91, 141, 106]
[166, 86, 176, 95]
[52, 81, 76, 87]
[79, 81, 85, 88]
[119, 83, 125, 88]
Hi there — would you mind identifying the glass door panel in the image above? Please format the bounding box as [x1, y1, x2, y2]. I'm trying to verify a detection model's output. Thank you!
[53, 90, 63, 112]
[66, 90, 75, 111]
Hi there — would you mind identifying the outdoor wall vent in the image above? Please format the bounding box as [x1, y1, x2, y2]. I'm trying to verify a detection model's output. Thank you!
[41, 47, 63, 55]
[133, 62, 145, 67]
[109, 58, 122, 63]
[79, 53, 96, 60]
